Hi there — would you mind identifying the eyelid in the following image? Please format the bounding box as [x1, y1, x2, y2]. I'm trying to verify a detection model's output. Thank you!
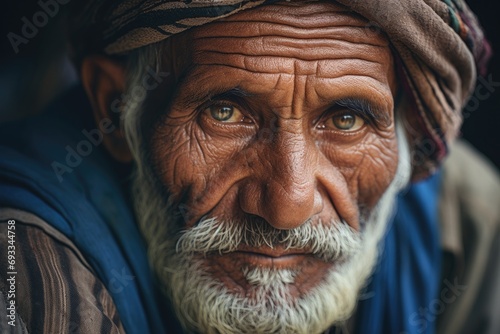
[194, 86, 250, 109]
[337, 99, 392, 127]
[314, 107, 367, 134]
[317, 107, 368, 126]
[335, 106, 372, 123]
[199, 99, 256, 125]
[198, 99, 232, 114]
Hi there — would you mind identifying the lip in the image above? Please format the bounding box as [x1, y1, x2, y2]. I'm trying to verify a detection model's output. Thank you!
[226, 251, 311, 267]
[213, 245, 316, 268]
[235, 244, 310, 257]
[203, 246, 336, 293]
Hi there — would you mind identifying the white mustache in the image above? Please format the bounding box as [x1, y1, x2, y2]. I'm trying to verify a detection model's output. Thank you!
[176, 217, 362, 262]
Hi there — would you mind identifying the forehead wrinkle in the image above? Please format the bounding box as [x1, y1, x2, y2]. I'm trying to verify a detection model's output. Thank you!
[315, 58, 390, 78]
[313, 76, 393, 103]
[192, 1, 390, 47]
[290, 59, 306, 120]
[194, 56, 388, 77]
[193, 37, 387, 61]
[217, 1, 364, 28]
[193, 25, 389, 48]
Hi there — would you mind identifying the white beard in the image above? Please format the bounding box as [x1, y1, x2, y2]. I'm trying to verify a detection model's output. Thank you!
[130, 122, 411, 334]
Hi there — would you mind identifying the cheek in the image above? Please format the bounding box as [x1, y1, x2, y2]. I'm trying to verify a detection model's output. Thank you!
[150, 121, 199, 196]
[324, 130, 399, 210]
[150, 119, 244, 200]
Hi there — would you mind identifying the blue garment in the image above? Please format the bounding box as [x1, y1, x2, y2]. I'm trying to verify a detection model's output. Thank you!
[0, 86, 441, 334]
[0, 86, 173, 334]
[354, 174, 442, 334]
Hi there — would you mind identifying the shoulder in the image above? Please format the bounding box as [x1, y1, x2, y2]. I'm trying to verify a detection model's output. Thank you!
[442, 140, 500, 223]
[0, 208, 125, 334]
[437, 140, 500, 334]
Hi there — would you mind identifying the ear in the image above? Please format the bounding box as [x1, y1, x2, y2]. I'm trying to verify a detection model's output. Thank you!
[81, 55, 132, 163]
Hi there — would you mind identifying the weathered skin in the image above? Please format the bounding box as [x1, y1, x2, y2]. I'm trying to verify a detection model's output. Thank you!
[145, 1, 399, 298]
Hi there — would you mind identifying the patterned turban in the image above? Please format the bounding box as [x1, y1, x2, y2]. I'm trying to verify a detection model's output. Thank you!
[69, 0, 491, 180]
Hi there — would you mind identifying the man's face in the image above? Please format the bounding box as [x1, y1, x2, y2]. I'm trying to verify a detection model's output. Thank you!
[130, 1, 406, 333]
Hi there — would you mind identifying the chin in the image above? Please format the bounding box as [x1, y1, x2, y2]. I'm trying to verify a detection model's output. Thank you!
[131, 124, 411, 334]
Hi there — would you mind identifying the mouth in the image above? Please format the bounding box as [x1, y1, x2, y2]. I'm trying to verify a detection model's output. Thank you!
[228, 245, 313, 267]
[200, 246, 335, 297]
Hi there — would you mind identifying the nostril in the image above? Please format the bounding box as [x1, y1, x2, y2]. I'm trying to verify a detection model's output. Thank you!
[261, 179, 317, 230]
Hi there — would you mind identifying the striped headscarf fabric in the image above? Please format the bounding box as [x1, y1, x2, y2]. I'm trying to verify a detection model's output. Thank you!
[70, 0, 491, 180]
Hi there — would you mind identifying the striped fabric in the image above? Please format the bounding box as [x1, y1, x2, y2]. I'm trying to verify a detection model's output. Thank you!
[103, 0, 272, 54]
[0, 209, 124, 334]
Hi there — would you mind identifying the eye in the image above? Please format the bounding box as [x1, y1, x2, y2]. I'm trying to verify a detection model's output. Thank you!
[320, 111, 365, 131]
[204, 104, 249, 123]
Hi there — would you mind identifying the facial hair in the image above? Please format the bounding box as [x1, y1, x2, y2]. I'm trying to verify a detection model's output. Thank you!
[131, 122, 411, 334]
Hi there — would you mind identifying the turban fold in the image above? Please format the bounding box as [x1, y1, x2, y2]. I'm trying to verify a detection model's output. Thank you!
[70, 0, 491, 180]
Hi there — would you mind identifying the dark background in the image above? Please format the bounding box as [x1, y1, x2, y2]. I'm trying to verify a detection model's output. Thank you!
[0, 0, 498, 169]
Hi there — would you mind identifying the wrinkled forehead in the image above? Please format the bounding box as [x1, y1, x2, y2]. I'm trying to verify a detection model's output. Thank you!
[186, 1, 391, 53]
[164, 1, 394, 85]
[209, 1, 388, 45]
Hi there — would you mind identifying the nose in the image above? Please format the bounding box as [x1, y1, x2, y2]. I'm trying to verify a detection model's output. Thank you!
[239, 128, 323, 230]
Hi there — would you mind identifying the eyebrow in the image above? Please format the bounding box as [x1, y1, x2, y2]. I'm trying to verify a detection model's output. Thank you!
[211, 87, 252, 101]
[176, 86, 252, 109]
[335, 98, 391, 125]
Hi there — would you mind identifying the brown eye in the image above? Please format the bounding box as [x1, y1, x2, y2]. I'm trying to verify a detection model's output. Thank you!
[323, 112, 364, 131]
[206, 104, 247, 123]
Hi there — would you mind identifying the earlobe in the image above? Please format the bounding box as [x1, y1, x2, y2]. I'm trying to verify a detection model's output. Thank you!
[81, 55, 133, 163]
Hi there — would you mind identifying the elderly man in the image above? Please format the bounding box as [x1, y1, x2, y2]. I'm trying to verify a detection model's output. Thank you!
[0, 0, 498, 333]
